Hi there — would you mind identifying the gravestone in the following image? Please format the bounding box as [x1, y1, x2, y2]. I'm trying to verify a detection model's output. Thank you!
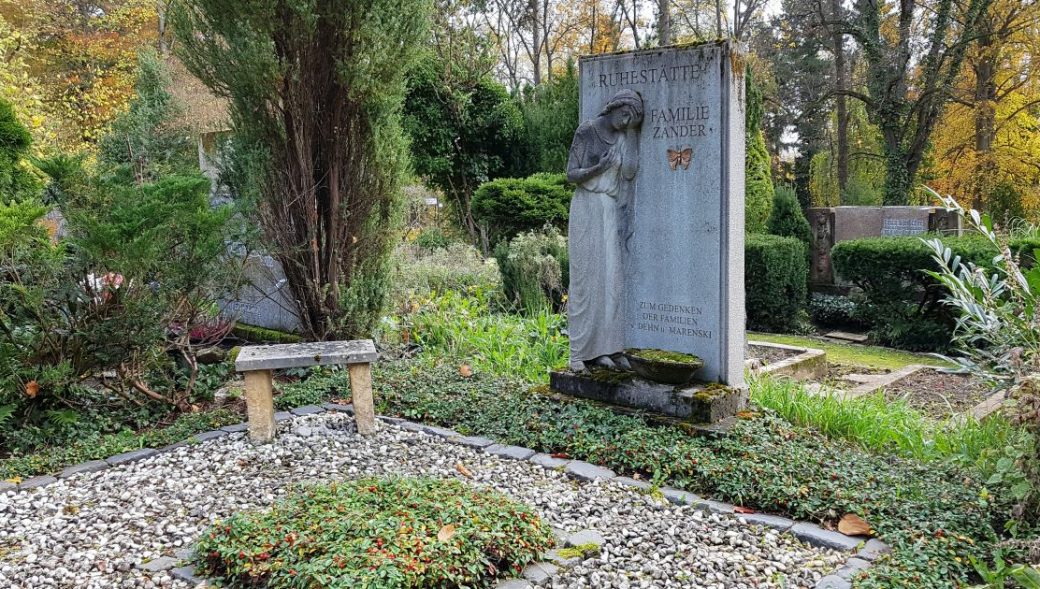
[219, 252, 303, 333]
[808, 205, 964, 286]
[550, 42, 747, 424]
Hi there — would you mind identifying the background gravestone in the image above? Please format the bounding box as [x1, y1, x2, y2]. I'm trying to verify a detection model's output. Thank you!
[219, 252, 303, 333]
[577, 42, 746, 387]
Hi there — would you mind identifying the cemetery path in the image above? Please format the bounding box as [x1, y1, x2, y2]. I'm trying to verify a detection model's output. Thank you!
[0, 413, 844, 589]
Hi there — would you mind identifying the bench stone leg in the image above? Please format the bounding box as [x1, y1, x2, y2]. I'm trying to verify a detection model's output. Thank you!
[349, 363, 376, 436]
[243, 369, 276, 443]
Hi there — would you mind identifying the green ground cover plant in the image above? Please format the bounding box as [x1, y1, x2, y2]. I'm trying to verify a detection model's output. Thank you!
[282, 361, 1033, 588]
[195, 477, 555, 589]
[0, 408, 240, 480]
[387, 288, 567, 382]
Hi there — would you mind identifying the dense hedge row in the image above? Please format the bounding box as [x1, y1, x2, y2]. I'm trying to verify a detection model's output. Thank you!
[745, 234, 808, 332]
[832, 234, 1040, 351]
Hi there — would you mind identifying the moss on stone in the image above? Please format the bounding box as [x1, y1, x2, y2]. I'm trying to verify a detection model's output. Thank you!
[691, 383, 734, 403]
[624, 348, 702, 365]
[231, 323, 301, 344]
[585, 367, 635, 385]
[556, 543, 601, 559]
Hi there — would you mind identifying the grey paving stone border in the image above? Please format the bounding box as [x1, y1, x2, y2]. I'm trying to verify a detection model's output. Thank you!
[1, 404, 889, 588]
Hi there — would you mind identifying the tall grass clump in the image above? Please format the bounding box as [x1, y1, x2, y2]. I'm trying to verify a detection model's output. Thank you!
[389, 242, 500, 307]
[751, 375, 1022, 475]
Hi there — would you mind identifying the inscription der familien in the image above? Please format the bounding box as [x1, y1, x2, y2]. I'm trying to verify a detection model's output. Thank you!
[636, 300, 713, 339]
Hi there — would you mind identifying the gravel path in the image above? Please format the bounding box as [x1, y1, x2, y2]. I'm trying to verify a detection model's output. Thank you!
[0, 413, 845, 589]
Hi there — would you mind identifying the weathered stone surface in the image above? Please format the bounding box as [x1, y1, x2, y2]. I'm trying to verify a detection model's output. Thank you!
[855, 539, 891, 562]
[106, 449, 157, 466]
[736, 512, 795, 532]
[196, 346, 227, 364]
[60, 460, 109, 478]
[544, 549, 581, 568]
[323, 402, 354, 413]
[273, 411, 293, 423]
[692, 498, 736, 515]
[290, 405, 325, 417]
[397, 421, 425, 432]
[451, 435, 495, 449]
[235, 340, 377, 371]
[496, 580, 533, 589]
[220, 423, 249, 433]
[566, 529, 605, 548]
[529, 453, 570, 469]
[420, 425, 459, 438]
[193, 430, 228, 443]
[549, 370, 747, 422]
[19, 476, 56, 490]
[522, 562, 559, 585]
[836, 557, 872, 580]
[661, 487, 699, 506]
[137, 556, 178, 572]
[577, 43, 745, 386]
[378, 416, 404, 424]
[171, 565, 205, 584]
[815, 575, 852, 589]
[791, 523, 861, 551]
[0, 481, 16, 493]
[613, 476, 651, 491]
[485, 444, 536, 461]
[565, 461, 616, 482]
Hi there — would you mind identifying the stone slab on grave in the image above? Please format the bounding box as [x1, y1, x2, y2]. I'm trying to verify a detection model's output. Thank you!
[219, 251, 303, 333]
[550, 41, 747, 425]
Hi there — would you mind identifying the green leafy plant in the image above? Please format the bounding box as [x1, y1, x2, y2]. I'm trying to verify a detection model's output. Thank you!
[972, 552, 1040, 588]
[195, 477, 555, 588]
[493, 226, 568, 314]
[767, 184, 812, 249]
[745, 233, 808, 332]
[925, 190, 1040, 521]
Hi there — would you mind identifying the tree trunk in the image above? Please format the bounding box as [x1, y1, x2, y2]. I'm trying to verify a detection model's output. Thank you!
[830, 0, 848, 194]
[658, 0, 671, 45]
[530, 0, 542, 85]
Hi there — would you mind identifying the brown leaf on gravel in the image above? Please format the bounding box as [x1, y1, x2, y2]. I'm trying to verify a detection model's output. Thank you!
[838, 513, 873, 536]
[437, 524, 457, 542]
[454, 463, 474, 478]
[550, 452, 570, 459]
[734, 506, 756, 514]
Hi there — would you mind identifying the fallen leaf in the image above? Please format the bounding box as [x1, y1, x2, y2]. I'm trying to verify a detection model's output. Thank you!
[437, 524, 456, 542]
[838, 513, 873, 536]
[734, 506, 756, 514]
[24, 380, 39, 399]
[550, 452, 570, 459]
[459, 364, 473, 378]
[455, 463, 474, 478]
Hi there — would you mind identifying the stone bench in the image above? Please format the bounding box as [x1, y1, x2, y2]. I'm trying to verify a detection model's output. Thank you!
[234, 340, 379, 442]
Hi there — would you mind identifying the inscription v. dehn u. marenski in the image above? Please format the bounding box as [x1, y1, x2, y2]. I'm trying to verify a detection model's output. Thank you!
[568, 42, 746, 387]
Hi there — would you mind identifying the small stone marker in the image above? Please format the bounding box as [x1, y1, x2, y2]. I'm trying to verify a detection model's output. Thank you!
[234, 340, 378, 442]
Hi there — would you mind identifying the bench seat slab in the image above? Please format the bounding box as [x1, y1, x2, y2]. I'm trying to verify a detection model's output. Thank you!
[235, 341, 378, 372]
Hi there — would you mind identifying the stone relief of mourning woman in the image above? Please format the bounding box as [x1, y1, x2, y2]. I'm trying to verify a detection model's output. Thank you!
[566, 89, 644, 372]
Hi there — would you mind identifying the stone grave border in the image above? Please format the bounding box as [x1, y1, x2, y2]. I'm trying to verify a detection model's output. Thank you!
[748, 340, 828, 381]
[0, 404, 888, 589]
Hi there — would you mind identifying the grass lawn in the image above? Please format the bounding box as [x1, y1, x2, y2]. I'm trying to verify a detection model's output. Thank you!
[748, 331, 953, 371]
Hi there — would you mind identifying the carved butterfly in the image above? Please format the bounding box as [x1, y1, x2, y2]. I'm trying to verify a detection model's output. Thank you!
[667, 146, 693, 171]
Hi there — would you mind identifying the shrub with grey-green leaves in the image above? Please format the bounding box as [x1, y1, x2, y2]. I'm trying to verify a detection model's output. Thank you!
[494, 226, 568, 314]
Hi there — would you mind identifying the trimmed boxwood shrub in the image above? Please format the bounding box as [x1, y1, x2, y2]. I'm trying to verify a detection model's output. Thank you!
[745, 233, 808, 332]
[195, 477, 555, 588]
[831, 234, 1040, 351]
[472, 172, 571, 246]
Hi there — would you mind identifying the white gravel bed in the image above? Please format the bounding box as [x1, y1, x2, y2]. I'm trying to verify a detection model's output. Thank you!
[0, 413, 845, 589]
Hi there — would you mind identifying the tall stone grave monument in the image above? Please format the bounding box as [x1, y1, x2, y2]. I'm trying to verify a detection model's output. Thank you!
[550, 42, 747, 425]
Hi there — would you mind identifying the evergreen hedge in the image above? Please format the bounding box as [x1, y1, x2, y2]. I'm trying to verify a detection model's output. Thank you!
[831, 234, 1040, 351]
[745, 234, 808, 332]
